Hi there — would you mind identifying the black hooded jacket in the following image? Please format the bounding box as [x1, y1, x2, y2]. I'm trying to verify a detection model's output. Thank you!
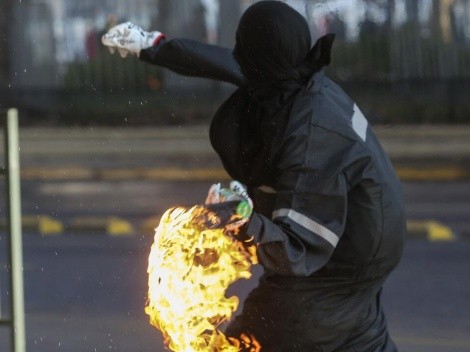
[140, 2, 405, 350]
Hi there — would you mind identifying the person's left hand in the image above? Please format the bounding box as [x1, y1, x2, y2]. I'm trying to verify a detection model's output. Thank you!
[101, 22, 164, 58]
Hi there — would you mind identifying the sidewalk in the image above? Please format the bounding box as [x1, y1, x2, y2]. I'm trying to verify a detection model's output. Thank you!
[1, 124, 470, 181]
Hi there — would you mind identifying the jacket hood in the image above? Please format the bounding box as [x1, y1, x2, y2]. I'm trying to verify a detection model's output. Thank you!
[234, 1, 334, 91]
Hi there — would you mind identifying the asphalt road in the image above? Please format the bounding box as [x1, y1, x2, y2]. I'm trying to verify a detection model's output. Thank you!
[0, 235, 468, 352]
[403, 181, 470, 236]
[0, 180, 468, 351]
[8, 179, 470, 237]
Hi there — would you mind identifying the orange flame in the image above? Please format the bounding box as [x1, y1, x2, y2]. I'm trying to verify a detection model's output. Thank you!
[145, 206, 260, 351]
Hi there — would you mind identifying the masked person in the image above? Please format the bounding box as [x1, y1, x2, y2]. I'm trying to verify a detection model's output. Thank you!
[102, 2, 405, 351]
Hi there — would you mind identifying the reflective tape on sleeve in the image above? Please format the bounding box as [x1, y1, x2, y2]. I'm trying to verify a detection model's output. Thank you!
[272, 208, 339, 247]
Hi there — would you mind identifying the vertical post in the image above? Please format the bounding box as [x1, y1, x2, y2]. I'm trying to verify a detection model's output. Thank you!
[5, 108, 26, 352]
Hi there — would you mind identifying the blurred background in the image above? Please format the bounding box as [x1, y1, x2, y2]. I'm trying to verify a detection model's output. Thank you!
[1, 0, 470, 125]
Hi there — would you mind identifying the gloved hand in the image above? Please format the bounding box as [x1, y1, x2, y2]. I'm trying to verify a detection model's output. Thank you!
[205, 181, 253, 209]
[101, 22, 164, 58]
[203, 181, 253, 233]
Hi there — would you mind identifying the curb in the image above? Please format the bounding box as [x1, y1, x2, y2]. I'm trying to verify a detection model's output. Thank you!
[406, 220, 456, 241]
[0, 216, 461, 241]
[0, 216, 136, 236]
[20, 167, 231, 182]
[68, 216, 135, 236]
[396, 167, 470, 182]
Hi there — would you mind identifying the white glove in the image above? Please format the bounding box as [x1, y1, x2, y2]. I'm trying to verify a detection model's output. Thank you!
[101, 22, 164, 58]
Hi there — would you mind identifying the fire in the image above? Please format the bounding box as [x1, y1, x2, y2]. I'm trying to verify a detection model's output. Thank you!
[145, 205, 260, 352]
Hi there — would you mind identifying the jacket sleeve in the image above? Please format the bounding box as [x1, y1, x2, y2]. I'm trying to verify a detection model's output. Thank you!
[244, 129, 353, 276]
[139, 38, 245, 86]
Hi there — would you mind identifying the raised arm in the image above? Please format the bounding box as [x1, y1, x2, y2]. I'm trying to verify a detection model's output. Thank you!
[140, 38, 245, 87]
[101, 22, 245, 86]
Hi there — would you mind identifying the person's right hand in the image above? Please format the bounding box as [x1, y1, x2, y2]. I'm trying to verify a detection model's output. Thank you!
[204, 181, 253, 233]
[101, 22, 164, 58]
[205, 181, 253, 211]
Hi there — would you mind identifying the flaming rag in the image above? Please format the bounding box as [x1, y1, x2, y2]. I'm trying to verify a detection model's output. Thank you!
[138, 2, 406, 351]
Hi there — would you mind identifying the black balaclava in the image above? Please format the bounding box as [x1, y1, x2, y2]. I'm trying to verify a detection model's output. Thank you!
[211, 1, 334, 186]
[234, 0, 333, 92]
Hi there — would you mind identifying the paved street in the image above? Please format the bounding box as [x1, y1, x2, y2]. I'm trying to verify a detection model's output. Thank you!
[0, 235, 469, 352]
[384, 240, 470, 352]
[5, 179, 470, 238]
[0, 126, 469, 351]
[403, 181, 470, 236]
[0, 179, 468, 351]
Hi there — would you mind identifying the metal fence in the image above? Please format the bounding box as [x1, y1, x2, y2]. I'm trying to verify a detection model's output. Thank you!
[1, 0, 470, 123]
